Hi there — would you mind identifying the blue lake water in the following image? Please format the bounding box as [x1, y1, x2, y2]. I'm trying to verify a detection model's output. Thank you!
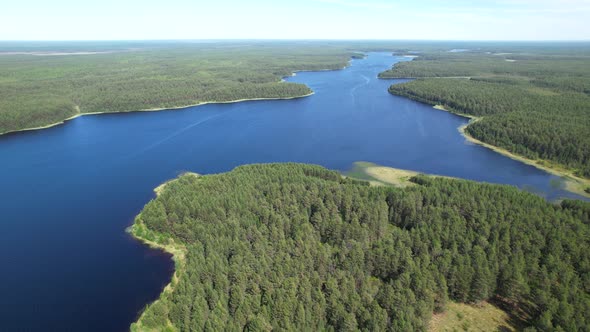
[0, 52, 586, 331]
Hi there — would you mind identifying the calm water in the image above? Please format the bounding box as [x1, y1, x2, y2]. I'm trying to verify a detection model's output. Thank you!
[0, 52, 586, 331]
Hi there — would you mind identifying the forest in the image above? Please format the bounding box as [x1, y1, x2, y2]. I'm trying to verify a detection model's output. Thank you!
[3, 39, 462, 135]
[130, 163, 590, 331]
[5, 40, 584, 135]
[0, 42, 357, 134]
[380, 50, 590, 179]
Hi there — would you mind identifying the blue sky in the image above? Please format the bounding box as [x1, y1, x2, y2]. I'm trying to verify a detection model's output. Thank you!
[2, 0, 589, 40]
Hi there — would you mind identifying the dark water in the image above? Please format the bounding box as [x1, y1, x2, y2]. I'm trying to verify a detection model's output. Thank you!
[0, 52, 586, 332]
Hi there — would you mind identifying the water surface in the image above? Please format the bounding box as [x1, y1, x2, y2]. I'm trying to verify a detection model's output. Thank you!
[0, 52, 585, 331]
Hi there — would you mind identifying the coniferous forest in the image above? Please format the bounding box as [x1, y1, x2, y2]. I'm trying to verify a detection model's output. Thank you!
[0, 42, 355, 134]
[380, 51, 590, 178]
[131, 164, 590, 331]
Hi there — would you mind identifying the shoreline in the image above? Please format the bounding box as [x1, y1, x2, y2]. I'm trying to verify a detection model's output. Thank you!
[154, 172, 199, 197]
[0, 92, 315, 137]
[379, 75, 472, 79]
[433, 104, 590, 198]
[1, 55, 361, 137]
[127, 173, 198, 331]
[347, 161, 455, 187]
[123, 59, 359, 330]
[382, 55, 589, 198]
[128, 221, 185, 332]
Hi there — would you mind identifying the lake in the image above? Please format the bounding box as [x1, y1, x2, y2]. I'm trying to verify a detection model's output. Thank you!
[0, 52, 585, 331]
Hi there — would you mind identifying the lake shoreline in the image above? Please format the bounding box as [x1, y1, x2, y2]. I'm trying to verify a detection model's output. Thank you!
[0, 92, 315, 137]
[127, 221, 185, 332]
[127, 174, 198, 331]
[0, 55, 359, 137]
[121, 60, 357, 330]
[382, 55, 589, 199]
[433, 104, 590, 198]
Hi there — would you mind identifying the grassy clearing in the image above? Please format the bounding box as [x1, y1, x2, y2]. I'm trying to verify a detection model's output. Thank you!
[346, 161, 454, 187]
[429, 301, 518, 332]
[346, 161, 417, 187]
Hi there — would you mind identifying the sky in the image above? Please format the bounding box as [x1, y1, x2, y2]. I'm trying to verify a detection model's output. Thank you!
[1, 0, 590, 41]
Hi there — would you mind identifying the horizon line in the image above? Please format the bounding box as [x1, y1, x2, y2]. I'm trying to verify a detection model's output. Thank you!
[1, 38, 590, 43]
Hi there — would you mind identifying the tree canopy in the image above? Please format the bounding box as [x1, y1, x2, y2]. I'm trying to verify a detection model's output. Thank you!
[0, 43, 354, 134]
[132, 163, 590, 331]
[381, 51, 590, 178]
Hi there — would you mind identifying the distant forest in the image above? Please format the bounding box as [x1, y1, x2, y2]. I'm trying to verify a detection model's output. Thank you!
[4, 40, 588, 137]
[131, 163, 590, 331]
[0, 43, 356, 134]
[380, 50, 590, 178]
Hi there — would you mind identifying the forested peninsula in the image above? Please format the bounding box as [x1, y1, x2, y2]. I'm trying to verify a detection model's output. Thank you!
[0, 43, 360, 135]
[130, 163, 590, 331]
[379, 49, 590, 193]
